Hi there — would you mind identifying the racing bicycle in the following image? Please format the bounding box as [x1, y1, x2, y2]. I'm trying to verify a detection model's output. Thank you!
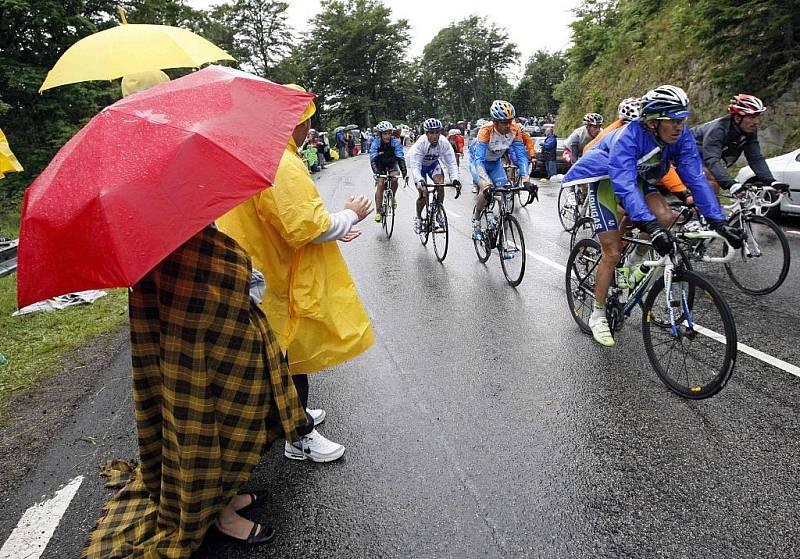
[566, 227, 739, 399]
[473, 184, 537, 286]
[418, 182, 461, 262]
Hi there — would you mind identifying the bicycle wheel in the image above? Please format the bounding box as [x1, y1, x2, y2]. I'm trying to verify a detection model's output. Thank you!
[723, 214, 790, 295]
[473, 207, 491, 263]
[432, 205, 449, 262]
[570, 216, 595, 250]
[565, 238, 602, 334]
[498, 214, 526, 286]
[383, 190, 395, 239]
[557, 186, 579, 232]
[642, 270, 737, 399]
[419, 202, 430, 245]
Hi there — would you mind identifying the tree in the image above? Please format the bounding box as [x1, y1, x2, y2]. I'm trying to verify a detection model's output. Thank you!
[210, 0, 294, 77]
[512, 50, 567, 116]
[419, 16, 519, 122]
[300, 0, 411, 127]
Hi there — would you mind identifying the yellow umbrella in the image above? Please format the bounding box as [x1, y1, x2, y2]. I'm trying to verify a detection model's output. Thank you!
[0, 128, 23, 179]
[39, 20, 235, 92]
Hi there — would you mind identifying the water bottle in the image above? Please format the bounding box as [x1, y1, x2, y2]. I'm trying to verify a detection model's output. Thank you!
[615, 266, 631, 289]
[486, 211, 497, 231]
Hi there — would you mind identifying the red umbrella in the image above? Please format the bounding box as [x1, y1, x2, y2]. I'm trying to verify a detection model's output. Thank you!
[17, 65, 313, 308]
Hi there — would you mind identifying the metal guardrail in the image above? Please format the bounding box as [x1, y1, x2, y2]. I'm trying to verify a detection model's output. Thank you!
[0, 238, 18, 278]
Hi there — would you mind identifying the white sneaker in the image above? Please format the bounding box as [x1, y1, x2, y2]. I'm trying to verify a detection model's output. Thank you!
[588, 314, 615, 347]
[307, 407, 326, 426]
[284, 429, 345, 462]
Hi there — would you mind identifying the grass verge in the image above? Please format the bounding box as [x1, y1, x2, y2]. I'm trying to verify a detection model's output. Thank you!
[0, 273, 128, 410]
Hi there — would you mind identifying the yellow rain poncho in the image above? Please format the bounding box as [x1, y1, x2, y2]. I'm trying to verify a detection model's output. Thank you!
[0, 128, 23, 179]
[217, 91, 372, 374]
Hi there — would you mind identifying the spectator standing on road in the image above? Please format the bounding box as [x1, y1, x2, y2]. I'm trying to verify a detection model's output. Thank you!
[84, 72, 307, 557]
[541, 126, 558, 182]
[335, 128, 347, 159]
[218, 84, 374, 465]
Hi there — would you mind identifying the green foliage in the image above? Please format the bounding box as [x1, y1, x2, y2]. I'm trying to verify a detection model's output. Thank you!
[0, 274, 128, 408]
[512, 50, 567, 116]
[556, 0, 800, 141]
[418, 16, 519, 122]
[296, 0, 412, 128]
[692, 0, 800, 96]
[209, 0, 293, 77]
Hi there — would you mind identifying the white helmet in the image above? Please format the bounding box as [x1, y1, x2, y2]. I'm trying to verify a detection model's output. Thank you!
[583, 113, 604, 126]
[640, 85, 691, 119]
[376, 120, 394, 132]
[617, 97, 640, 122]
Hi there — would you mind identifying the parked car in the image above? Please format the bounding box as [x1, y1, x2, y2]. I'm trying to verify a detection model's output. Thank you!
[532, 136, 568, 177]
[736, 147, 800, 216]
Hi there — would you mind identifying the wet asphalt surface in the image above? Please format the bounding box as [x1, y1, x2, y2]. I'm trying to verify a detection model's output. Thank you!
[2, 154, 799, 558]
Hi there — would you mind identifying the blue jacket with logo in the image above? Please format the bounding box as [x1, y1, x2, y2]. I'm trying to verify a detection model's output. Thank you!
[563, 120, 725, 223]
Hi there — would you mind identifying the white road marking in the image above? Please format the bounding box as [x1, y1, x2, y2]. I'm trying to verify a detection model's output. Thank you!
[0, 476, 84, 559]
[786, 230, 800, 237]
[693, 325, 800, 379]
[526, 247, 800, 378]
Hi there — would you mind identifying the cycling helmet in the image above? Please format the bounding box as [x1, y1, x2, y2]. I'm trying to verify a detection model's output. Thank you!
[490, 100, 515, 121]
[728, 94, 766, 116]
[617, 97, 640, 122]
[423, 118, 443, 131]
[640, 85, 691, 119]
[583, 112, 604, 126]
[376, 120, 394, 132]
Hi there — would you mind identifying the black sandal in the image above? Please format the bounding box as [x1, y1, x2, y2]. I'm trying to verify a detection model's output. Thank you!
[235, 491, 267, 513]
[213, 519, 275, 545]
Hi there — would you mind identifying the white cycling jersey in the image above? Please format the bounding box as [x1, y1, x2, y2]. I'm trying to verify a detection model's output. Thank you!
[406, 134, 459, 185]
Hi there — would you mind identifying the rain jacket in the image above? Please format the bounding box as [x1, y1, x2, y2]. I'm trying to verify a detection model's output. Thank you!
[563, 120, 725, 224]
[0, 128, 23, 179]
[692, 114, 775, 188]
[217, 137, 373, 374]
[585, 119, 689, 196]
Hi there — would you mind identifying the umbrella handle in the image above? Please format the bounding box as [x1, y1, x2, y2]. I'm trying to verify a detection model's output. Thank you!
[118, 6, 128, 24]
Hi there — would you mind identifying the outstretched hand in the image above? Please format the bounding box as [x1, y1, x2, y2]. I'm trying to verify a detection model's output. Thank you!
[345, 195, 373, 222]
[340, 228, 362, 242]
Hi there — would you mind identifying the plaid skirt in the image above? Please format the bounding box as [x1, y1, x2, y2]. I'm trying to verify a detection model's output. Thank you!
[83, 226, 306, 558]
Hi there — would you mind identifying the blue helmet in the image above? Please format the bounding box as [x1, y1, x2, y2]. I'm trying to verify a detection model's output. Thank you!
[490, 100, 515, 120]
[640, 85, 691, 119]
[423, 118, 443, 131]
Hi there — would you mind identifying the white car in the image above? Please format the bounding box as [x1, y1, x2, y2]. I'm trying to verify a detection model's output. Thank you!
[736, 147, 800, 215]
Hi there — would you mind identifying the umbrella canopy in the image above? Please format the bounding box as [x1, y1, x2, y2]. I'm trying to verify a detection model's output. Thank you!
[333, 126, 345, 133]
[39, 24, 235, 92]
[0, 128, 23, 178]
[345, 124, 359, 130]
[18, 65, 313, 308]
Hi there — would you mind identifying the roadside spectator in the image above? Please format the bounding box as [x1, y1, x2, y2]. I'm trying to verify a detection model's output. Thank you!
[335, 128, 346, 159]
[218, 84, 374, 466]
[84, 71, 306, 557]
[541, 126, 558, 182]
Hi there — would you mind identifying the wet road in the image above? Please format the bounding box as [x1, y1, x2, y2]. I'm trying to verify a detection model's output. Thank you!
[2, 154, 799, 558]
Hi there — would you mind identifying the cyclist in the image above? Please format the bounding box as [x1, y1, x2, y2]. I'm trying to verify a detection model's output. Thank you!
[407, 118, 461, 234]
[469, 100, 534, 240]
[586, 97, 694, 205]
[369, 120, 408, 223]
[693, 94, 787, 195]
[562, 85, 745, 347]
[564, 112, 603, 164]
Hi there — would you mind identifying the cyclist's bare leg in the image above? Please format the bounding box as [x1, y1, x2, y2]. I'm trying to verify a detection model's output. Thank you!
[375, 176, 385, 211]
[389, 171, 400, 195]
[416, 184, 426, 218]
[433, 174, 445, 206]
[473, 183, 491, 220]
[595, 229, 623, 306]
